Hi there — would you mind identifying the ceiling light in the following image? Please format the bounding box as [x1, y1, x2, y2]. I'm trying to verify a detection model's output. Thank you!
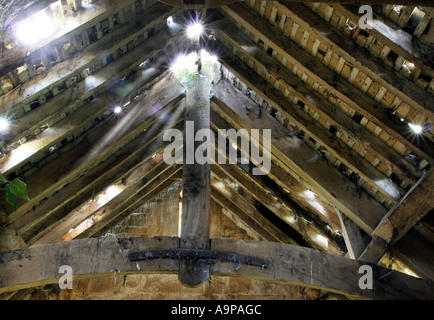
[409, 123, 423, 134]
[171, 53, 197, 75]
[14, 12, 54, 45]
[114, 106, 122, 114]
[0, 118, 10, 132]
[187, 22, 203, 39]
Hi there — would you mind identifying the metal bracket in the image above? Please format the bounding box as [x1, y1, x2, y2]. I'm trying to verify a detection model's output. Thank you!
[129, 248, 269, 269]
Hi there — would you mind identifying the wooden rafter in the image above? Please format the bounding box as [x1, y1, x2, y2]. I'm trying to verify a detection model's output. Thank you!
[210, 182, 298, 245]
[0, 0, 432, 299]
[360, 169, 434, 268]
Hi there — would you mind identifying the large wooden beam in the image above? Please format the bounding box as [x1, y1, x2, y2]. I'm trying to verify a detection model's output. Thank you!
[178, 62, 213, 286]
[1, 236, 433, 299]
[159, 0, 241, 8]
[161, 0, 434, 6]
[373, 169, 434, 245]
[360, 169, 434, 265]
[391, 230, 434, 281]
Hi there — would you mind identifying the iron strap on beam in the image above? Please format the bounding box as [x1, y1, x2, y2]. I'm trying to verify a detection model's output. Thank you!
[129, 248, 270, 269]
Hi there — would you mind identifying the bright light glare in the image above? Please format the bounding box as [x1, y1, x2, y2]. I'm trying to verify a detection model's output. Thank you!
[187, 22, 203, 38]
[301, 190, 316, 201]
[314, 234, 329, 249]
[0, 118, 10, 132]
[171, 53, 197, 75]
[409, 123, 423, 134]
[15, 12, 54, 45]
[97, 185, 123, 206]
[114, 106, 122, 114]
[201, 49, 218, 63]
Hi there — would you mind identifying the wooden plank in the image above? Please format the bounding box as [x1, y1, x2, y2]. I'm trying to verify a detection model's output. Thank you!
[391, 230, 434, 281]
[211, 238, 434, 300]
[373, 169, 434, 244]
[360, 169, 434, 265]
[2, 236, 433, 299]
[0, 236, 180, 294]
[336, 208, 365, 260]
[397, 6, 416, 28]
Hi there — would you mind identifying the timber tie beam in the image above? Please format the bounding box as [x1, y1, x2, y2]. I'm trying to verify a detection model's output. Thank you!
[129, 248, 270, 269]
[1, 236, 433, 300]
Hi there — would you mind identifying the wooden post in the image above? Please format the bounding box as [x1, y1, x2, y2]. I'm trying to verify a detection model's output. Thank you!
[178, 56, 212, 287]
[72, 0, 82, 11]
[336, 208, 365, 260]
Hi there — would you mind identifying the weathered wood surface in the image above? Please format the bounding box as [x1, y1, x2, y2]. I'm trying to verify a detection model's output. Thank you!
[373, 169, 434, 245]
[1, 237, 433, 299]
[211, 238, 434, 300]
[178, 63, 213, 286]
[159, 0, 241, 8]
[160, 0, 434, 6]
[336, 208, 365, 260]
[360, 169, 434, 266]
